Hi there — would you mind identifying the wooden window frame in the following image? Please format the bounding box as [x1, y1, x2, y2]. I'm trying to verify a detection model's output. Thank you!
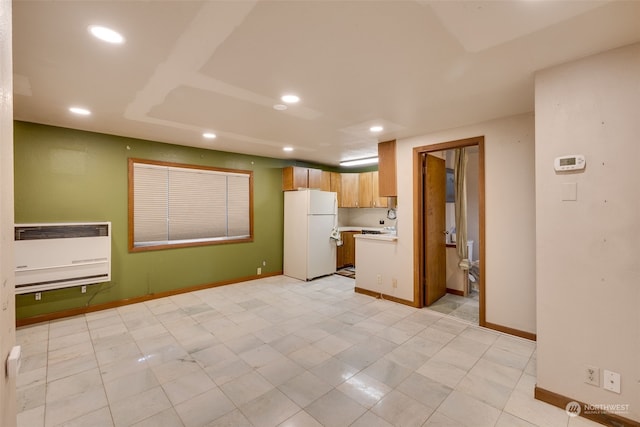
[128, 158, 254, 252]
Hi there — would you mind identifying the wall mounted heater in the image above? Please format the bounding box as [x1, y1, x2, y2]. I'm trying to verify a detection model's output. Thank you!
[14, 222, 111, 294]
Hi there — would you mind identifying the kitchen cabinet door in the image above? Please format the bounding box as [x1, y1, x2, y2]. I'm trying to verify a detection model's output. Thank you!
[358, 172, 374, 208]
[336, 240, 345, 268]
[330, 172, 342, 206]
[358, 172, 387, 208]
[341, 231, 357, 267]
[341, 174, 359, 207]
[371, 171, 387, 208]
[282, 166, 308, 191]
[378, 140, 397, 197]
[320, 171, 331, 191]
[307, 168, 323, 189]
[344, 231, 360, 267]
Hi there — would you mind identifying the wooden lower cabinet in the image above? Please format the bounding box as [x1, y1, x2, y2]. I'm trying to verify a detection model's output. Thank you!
[336, 231, 357, 268]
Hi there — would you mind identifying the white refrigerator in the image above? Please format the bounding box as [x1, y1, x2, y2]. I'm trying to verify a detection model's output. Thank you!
[283, 189, 338, 281]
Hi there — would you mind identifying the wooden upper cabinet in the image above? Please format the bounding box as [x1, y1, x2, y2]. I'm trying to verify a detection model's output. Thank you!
[283, 166, 331, 191]
[358, 172, 374, 208]
[282, 166, 308, 191]
[378, 140, 397, 197]
[307, 168, 323, 189]
[359, 171, 387, 208]
[283, 167, 385, 207]
[319, 171, 331, 191]
[341, 173, 359, 207]
[371, 171, 387, 208]
[330, 172, 342, 205]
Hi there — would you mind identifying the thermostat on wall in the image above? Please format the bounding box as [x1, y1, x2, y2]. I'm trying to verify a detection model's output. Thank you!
[554, 154, 586, 172]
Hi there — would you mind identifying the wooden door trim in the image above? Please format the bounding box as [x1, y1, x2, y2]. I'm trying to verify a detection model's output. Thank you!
[412, 136, 486, 328]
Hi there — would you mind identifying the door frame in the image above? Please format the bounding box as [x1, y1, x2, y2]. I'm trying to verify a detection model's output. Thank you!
[412, 136, 486, 326]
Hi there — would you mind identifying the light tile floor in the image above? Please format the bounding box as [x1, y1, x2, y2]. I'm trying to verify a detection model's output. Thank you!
[428, 291, 479, 324]
[16, 274, 600, 427]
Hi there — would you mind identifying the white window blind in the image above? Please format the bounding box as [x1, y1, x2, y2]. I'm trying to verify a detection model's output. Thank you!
[130, 160, 252, 250]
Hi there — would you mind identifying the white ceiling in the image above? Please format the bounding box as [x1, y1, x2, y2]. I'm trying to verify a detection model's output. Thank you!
[12, 0, 640, 166]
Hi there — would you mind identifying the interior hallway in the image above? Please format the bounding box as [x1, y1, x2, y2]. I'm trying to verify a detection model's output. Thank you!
[16, 275, 597, 427]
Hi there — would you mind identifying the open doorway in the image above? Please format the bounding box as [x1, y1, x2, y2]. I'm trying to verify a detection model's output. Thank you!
[412, 136, 485, 326]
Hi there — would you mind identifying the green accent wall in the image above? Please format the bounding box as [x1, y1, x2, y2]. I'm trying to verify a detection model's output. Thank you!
[14, 121, 289, 320]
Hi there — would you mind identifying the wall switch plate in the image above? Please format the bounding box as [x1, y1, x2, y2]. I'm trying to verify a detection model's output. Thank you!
[603, 370, 621, 393]
[35, 292, 41, 301]
[81, 285, 87, 294]
[584, 365, 600, 386]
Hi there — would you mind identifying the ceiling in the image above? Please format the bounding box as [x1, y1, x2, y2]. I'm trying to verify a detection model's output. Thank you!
[12, 0, 640, 166]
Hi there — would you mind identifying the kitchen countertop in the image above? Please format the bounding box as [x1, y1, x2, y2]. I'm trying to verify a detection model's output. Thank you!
[339, 226, 398, 241]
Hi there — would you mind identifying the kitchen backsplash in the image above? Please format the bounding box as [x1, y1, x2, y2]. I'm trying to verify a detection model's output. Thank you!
[338, 207, 397, 229]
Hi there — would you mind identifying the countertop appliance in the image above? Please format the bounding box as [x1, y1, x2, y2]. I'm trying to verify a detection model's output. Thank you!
[284, 189, 338, 281]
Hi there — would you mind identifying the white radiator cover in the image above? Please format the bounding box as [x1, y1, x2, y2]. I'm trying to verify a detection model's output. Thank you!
[14, 222, 111, 294]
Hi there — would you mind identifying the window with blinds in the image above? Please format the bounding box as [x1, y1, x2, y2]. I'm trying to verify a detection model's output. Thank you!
[128, 159, 253, 251]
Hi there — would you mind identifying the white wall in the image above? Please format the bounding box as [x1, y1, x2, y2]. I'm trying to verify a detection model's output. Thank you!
[395, 113, 536, 334]
[535, 43, 640, 421]
[0, 0, 16, 425]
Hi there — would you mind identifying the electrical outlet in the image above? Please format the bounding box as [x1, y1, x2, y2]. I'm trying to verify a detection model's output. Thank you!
[376, 274, 382, 284]
[35, 292, 41, 301]
[392, 278, 398, 288]
[262, 260, 266, 266]
[584, 365, 600, 386]
[603, 370, 621, 394]
[81, 285, 87, 294]
[257, 267, 262, 275]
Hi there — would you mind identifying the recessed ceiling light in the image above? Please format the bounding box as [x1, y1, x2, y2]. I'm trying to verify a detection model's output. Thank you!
[370, 125, 384, 132]
[69, 106, 91, 116]
[281, 94, 300, 104]
[202, 132, 216, 139]
[273, 104, 288, 111]
[283, 147, 294, 152]
[88, 25, 125, 44]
